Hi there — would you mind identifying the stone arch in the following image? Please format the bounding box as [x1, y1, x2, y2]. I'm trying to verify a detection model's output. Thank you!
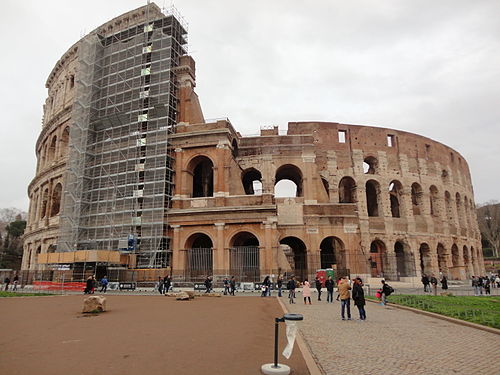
[389, 180, 404, 218]
[411, 182, 423, 215]
[338, 177, 356, 203]
[47, 244, 57, 253]
[450, 243, 460, 279]
[366, 179, 381, 217]
[187, 155, 214, 198]
[444, 191, 454, 222]
[279, 236, 307, 281]
[184, 232, 213, 281]
[394, 240, 414, 278]
[40, 188, 49, 219]
[60, 126, 70, 157]
[274, 164, 303, 197]
[437, 243, 449, 277]
[241, 168, 262, 195]
[319, 236, 345, 270]
[229, 231, 260, 282]
[363, 156, 378, 174]
[369, 239, 386, 277]
[47, 135, 57, 163]
[419, 243, 432, 276]
[429, 185, 439, 217]
[321, 177, 330, 199]
[50, 183, 62, 217]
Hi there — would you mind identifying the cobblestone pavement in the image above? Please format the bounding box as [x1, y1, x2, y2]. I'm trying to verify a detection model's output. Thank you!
[285, 297, 500, 375]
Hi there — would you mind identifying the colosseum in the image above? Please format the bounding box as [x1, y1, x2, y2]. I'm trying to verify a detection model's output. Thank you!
[22, 3, 485, 285]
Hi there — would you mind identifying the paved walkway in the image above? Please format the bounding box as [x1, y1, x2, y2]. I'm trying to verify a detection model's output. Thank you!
[284, 297, 500, 375]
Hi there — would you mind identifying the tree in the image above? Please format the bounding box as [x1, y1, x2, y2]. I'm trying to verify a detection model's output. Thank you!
[477, 201, 500, 258]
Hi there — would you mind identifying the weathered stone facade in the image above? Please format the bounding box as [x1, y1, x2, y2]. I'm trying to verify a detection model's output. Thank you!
[22, 4, 484, 282]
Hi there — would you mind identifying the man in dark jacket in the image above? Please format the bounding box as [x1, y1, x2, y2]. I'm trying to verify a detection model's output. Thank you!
[164, 275, 171, 294]
[315, 276, 322, 301]
[380, 280, 393, 305]
[352, 277, 366, 320]
[325, 276, 335, 303]
[229, 276, 236, 296]
[287, 276, 296, 304]
[421, 274, 430, 292]
[430, 275, 438, 296]
[204, 276, 212, 293]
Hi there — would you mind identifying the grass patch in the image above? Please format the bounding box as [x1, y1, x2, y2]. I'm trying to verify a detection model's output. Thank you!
[383, 295, 500, 329]
[0, 291, 54, 297]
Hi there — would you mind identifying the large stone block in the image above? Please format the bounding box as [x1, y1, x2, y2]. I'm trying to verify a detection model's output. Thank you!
[83, 296, 106, 313]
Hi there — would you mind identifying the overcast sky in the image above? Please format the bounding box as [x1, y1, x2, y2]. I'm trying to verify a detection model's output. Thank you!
[1, 0, 498, 211]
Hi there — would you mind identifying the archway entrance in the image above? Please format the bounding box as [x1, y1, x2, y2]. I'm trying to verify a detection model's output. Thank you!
[229, 232, 260, 282]
[279, 236, 307, 281]
[185, 233, 213, 282]
[419, 243, 432, 276]
[394, 241, 415, 278]
[319, 236, 346, 271]
[369, 240, 386, 277]
[437, 243, 449, 277]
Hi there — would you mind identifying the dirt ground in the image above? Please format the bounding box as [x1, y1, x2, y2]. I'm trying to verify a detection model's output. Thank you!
[0, 295, 309, 375]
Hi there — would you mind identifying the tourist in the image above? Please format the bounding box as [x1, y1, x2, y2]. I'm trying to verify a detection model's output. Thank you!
[84, 276, 93, 294]
[380, 279, 393, 305]
[430, 275, 438, 296]
[421, 274, 430, 293]
[157, 276, 164, 294]
[478, 276, 484, 295]
[287, 276, 296, 304]
[472, 276, 480, 296]
[204, 275, 212, 293]
[12, 275, 19, 291]
[325, 276, 335, 303]
[223, 277, 230, 295]
[484, 277, 491, 295]
[338, 277, 351, 320]
[91, 275, 96, 294]
[261, 276, 271, 297]
[302, 278, 312, 305]
[164, 275, 172, 294]
[352, 277, 366, 320]
[440, 275, 448, 291]
[230, 276, 236, 295]
[490, 274, 496, 288]
[495, 274, 500, 288]
[99, 275, 108, 293]
[315, 276, 322, 301]
[277, 275, 283, 297]
[3, 277, 10, 291]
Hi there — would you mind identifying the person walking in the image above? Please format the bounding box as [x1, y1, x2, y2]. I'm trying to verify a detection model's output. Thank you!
[223, 277, 230, 295]
[84, 276, 93, 294]
[421, 274, 430, 293]
[325, 276, 335, 303]
[315, 276, 322, 301]
[287, 276, 296, 304]
[277, 275, 283, 297]
[157, 276, 164, 294]
[261, 276, 271, 297]
[441, 275, 448, 291]
[302, 279, 312, 304]
[352, 277, 366, 320]
[495, 274, 500, 288]
[12, 275, 19, 292]
[478, 276, 484, 295]
[229, 276, 236, 296]
[204, 275, 212, 293]
[99, 275, 109, 293]
[430, 275, 438, 296]
[164, 275, 172, 294]
[3, 277, 10, 291]
[337, 277, 351, 320]
[472, 276, 480, 296]
[380, 280, 393, 305]
[484, 277, 491, 295]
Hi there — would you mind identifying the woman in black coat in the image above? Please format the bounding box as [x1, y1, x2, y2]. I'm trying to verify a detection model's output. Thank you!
[441, 275, 448, 290]
[352, 277, 366, 320]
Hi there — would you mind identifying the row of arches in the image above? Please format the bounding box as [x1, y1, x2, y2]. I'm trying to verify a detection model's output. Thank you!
[30, 183, 63, 223]
[38, 126, 69, 171]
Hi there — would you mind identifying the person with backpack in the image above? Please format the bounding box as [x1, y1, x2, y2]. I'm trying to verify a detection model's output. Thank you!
[430, 275, 438, 296]
[99, 275, 109, 293]
[325, 276, 335, 303]
[380, 279, 393, 305]
[421, 274, 430, 293]
[352, 277, 366, 320]
[314, 276, 322, 301]
[287, 276, 296, 304]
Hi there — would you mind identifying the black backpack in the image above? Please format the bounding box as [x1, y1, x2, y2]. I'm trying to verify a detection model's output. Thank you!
[386, 285, 394, 295]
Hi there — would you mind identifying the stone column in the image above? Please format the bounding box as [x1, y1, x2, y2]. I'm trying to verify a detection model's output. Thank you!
[170, 225, 183, 278]
[214, 223, 226, 277]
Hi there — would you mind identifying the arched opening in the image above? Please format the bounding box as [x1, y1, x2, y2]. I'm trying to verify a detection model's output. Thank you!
[429, 185, 439, 217]
[319, 236, 345, 270]
[50, 183, 62, 217]
[455, 193, 463, 227]
[395, 241, 413, 277]
[279, 236, 307, 281]
[411, 183, 423, 215]
[274, 164, 303, 198]
[363, 156, 378, 174]
[231, 139, 238, 159]
[47, 136, 57, 163]
[389, 180, 403, 218]
[185, 233, 213, 281]
[464, 197, 471, 229]
[366, 180, 381, 217]
[229, 232, 260, 282]
[338, 177, 356, 203]
[189, 156, 214, 198]
[419, 243, 432, 276]
[369, 240, 386, 277]
[437, 243, 449, 277]
[241, 168, 262, 195]
[31, 195, 39, 223]
[60, 126, 70, 157]
[445, 191, 453, 222]
[451, 244, 459, 268]
[47, 244, 57, 253]
[40, 188, 49, 219]
[321, 178, 330, 199]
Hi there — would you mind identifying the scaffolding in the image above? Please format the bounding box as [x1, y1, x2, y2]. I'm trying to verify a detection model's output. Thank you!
[59, 5, 188, 269]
